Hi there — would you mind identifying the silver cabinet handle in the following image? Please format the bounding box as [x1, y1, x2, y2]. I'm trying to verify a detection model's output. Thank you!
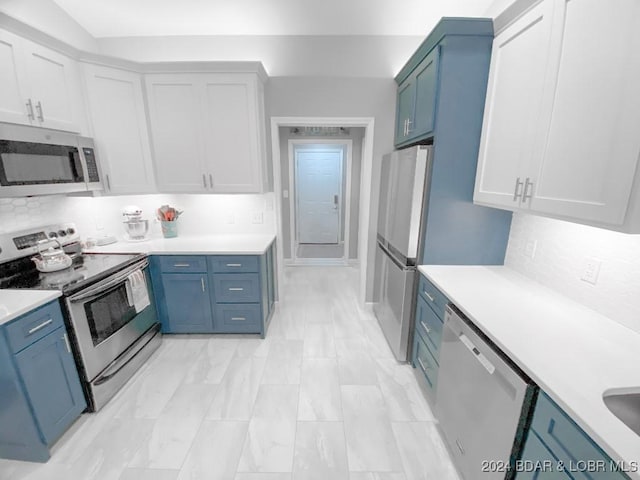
[513, 177, 524, 201]
[201, 277, 205, 292]
[173, 263, 191, 267]
[105, 174, 111, 191]
[25, 99, 35, 120]
[63, 333, 71, 353]
[404, 119, 408, 136]
[35, 101, 44, 122]
[417, 357, 429, 372]
[523, 177, 534, 202]
[202, 174, 207, 188]
[406, 118, 413, 134]
[226, 263, 242, 267]
[28, 318, 53, 335]
[231, 317, 246, 321]
[424, 291, 435, 303]
[228, 287, 244, 291]
[209, 174, 213, 189]
[420, 321, 431, 334]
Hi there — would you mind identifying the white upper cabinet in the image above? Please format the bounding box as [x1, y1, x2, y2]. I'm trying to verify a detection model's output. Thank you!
[83, 64, 156, 194]
[0, 29, 85, 133]
[475, 0, 640, 232]
[146, 72, 267, 194]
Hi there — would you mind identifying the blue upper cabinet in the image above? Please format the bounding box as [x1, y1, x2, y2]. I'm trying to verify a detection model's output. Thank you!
[394, 18, 495, 148]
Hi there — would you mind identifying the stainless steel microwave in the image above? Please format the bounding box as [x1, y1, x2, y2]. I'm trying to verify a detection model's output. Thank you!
[0, 123, 102, 197]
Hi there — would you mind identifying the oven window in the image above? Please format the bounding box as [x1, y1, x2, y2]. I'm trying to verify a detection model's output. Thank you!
[84, 283, 137, 346]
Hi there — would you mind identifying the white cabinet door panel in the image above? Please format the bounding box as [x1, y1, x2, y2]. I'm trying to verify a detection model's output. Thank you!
[474, 0, 556, 209]
[0, 30, 30, 125]
[202, 78, 262, 193]
[84, 64, 155, 194]
[531, 0, 640, 225]
[146, 76, 207, 193]
[24, 42, 80, 132]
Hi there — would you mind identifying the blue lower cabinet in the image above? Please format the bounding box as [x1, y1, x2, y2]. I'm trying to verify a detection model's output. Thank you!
[152, 246, 276, 335]
[414, 295, 444, 361]
[15, 327, 86, 444]
[516, 392, 630, 479]
[161, 273, 213, 333]
[0, 300, 86, 462]
[412, 331, 439, 399]
[517, 430, 570, 479]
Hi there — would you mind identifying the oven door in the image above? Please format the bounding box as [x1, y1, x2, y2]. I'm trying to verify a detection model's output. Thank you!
[65, 259, 156, 381]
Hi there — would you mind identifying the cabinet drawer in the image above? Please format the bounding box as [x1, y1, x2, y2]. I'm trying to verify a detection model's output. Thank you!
[5, 301, 65, 353]
[209, 256, 259, 273]
[418, 275, 447, 320]
[159, 255, 208, 273]
[415, 295, 443, 362]
[531, 393, 628, 480]
[517, 430, 571, 479]
[413, 331, 439, 397]
[214, 304, 261, 333]
[213, 274, 260, 303]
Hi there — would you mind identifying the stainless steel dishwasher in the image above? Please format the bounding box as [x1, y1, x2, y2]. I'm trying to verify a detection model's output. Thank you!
[436, 304, 537, 480]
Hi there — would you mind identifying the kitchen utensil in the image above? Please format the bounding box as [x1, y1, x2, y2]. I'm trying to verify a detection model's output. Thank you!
[31, 241, 73, 273]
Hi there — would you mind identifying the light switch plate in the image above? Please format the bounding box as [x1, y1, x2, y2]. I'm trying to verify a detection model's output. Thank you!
[252, 212, 263, 224]
[581, 258, 602, 285]
[524, 240, 537, 259]
[226, 213, 235, 224]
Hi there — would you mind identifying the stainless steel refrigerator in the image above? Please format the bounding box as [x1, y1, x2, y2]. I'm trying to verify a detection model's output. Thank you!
[373, 145, 432, 362]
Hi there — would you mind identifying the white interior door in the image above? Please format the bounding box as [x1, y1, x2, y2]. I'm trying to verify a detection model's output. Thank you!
[295, 148, 342, 244]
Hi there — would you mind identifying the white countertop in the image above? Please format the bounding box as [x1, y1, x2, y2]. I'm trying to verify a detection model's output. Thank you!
[84, 234, 277, 255]
[0, 290, 62, 326]
[418, 265, 640, 477]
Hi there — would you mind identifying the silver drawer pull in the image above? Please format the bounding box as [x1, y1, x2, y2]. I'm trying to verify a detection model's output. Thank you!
[226, 263, 242, 267]
[229, 287, 244, 291]
[417, 357, 429, 372]
[231, 317, 246, 321]
[28, 318, 53, 335]
[424, 291, 435, 302]
[201, 277, 205, 292]
[173, 263, 191, 267]
[63, 333, 71, 353]
[420, 321, 431, 334]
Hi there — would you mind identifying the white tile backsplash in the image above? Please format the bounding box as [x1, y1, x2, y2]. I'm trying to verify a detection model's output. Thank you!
[505, 213, 640, 334]
[0, 193, 276, 239]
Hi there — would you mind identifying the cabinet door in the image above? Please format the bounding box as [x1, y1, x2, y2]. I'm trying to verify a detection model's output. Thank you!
[84, 64, 156, 194]
[23, 41, 82, 132]
[474, 0, 556, 209]
[409, 47, 439, 140]
[516, 431, 570, 479]
[0, 30, 31, 126]
[394, 79, 415, 145]
[15, 327, 86, 444]
[529, 0, 640, 225]
[201, 74, 264, 193]
[145, 75, 208, 193]
[161, 273, 213, 333]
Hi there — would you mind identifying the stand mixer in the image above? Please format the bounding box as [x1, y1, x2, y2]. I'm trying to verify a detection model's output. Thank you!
[122, 205, 149, 242]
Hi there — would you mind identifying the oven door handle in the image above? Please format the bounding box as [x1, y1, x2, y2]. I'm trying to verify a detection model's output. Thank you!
[68, 259, 148, 303]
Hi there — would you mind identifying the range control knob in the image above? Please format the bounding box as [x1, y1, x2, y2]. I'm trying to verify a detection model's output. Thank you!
[48, 231, 58, 238]
[66, 227, 75, 235]
[58, 230, 67, 237]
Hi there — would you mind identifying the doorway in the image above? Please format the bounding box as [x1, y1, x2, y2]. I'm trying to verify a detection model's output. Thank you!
[290, 140, 351, 264]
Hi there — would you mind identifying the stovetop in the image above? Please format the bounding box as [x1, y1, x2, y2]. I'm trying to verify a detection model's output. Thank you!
[0, 252, 145, 295]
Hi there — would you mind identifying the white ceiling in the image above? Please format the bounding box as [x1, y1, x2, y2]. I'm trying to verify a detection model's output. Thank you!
[51, 0, 496, 37]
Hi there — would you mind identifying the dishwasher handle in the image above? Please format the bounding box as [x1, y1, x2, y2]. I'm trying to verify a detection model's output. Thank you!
[459, 333, 496, 375]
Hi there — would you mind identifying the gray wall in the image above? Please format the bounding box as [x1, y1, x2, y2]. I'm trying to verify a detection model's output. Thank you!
[279, 127, 364, 260]
[266, 76, 396, 300]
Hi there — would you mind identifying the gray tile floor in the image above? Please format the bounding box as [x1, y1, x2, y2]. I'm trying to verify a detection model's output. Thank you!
[0, 266, 460, 480]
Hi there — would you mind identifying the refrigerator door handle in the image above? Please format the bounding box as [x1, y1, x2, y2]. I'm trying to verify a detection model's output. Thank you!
[377, 239, 412, 272]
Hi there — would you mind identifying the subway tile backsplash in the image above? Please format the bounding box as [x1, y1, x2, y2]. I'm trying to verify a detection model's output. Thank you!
[505, 213, 640, 334]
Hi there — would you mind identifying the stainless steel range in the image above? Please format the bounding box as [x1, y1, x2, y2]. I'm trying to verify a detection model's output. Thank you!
[0, 223, 161, 411]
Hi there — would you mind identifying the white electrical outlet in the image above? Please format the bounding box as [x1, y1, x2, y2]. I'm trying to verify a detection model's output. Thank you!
[524, 240, 537, 259]
[226, 213, 235, 224]
[581, 258, 602, 285]
[252, 212, 263, 224]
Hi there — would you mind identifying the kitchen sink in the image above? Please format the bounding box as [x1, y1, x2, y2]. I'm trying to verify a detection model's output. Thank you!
[603, 392, 640, 436]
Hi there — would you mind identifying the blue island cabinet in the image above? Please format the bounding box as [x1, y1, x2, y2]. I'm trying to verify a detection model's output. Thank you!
[151, 241, 277, 337]
[0, 300, 86, 462]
